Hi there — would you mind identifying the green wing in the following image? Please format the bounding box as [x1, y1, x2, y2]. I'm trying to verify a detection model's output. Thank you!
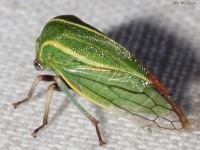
[52, 61, 183, 130]
[37, 15, 189, 130]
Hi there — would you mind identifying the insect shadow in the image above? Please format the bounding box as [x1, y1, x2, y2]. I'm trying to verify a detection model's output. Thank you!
[106, 19, 200, 115]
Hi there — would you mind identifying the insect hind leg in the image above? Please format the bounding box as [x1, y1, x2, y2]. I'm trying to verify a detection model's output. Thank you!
[55, 76, 106, 146]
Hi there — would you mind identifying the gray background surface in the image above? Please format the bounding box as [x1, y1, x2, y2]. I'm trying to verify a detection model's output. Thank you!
[0, 0, 200, 149]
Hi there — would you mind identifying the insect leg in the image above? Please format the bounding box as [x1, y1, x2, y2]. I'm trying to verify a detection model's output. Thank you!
[13, 75, 55, 108]
[55, 77, 106, 146]
[31, 82, 60, 137]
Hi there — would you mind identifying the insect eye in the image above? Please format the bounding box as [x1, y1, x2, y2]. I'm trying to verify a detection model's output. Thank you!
[34, 59, 44, 71]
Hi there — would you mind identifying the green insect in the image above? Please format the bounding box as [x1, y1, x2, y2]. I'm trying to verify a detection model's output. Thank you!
[13, 15, 191, 145]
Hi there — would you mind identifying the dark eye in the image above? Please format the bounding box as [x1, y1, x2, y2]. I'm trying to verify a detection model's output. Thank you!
[34, 59, 44, 71]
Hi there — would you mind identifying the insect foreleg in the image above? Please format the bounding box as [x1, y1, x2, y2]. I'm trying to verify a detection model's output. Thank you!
[13, 75, 55, 108]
